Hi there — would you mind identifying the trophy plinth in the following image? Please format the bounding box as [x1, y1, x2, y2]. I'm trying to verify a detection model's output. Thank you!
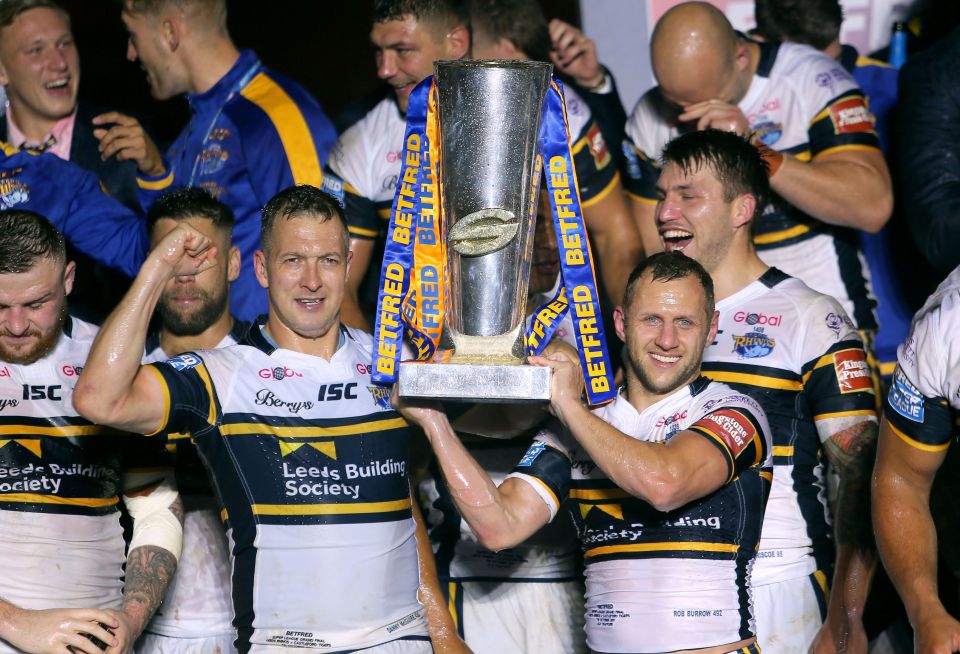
[398, 361, 551, 403]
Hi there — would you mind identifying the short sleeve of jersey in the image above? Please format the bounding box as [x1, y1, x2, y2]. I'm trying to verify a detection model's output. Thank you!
[146, 352, 220, 441]
[800, 53, 881, 158]
[622, 89, 670, 202]
[687, 398, 769, 483]
[505, 423, 573, 519]
[799, 296, 877, 428]
[327, 128, 380, 241]
[883, 294, 959, 450]
[563, 87, 618, 207]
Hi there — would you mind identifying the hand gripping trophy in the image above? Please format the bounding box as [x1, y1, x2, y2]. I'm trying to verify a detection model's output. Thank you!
[372, 60, 615, 406]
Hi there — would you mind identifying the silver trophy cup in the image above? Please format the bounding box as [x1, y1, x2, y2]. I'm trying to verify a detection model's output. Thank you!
[398, 60, 553, 402]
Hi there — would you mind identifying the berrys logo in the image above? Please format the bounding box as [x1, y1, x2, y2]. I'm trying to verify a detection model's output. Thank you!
[833, 349, 872, 393]
[733, 311, 782, 326]
[259, 366, 303, 381]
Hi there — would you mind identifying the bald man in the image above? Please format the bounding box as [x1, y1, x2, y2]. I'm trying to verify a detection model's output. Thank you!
[622, 2, 891, 362]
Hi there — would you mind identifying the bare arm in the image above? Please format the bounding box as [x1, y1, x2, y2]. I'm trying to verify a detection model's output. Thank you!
[769, 148, 892, 233]
[873, 417, 960, 654]
[341, 237, 374, 331]
[394, 393, 552, 552]
[582, 183, 644, 306]
[73, 225, 218, 434]
[811, 416, 879, 654]
[411, 495, 473, 653]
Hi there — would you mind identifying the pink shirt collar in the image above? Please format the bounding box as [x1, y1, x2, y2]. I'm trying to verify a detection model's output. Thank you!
[6, 106, 76, 160]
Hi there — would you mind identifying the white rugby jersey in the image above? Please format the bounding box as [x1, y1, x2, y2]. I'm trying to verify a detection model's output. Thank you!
[884, 265, 960, 449]
[624, 40, 880, 330]
[329, 86, 618, 243]
[419, 287, 580, 581]
[147, 324, 427, 653]
[140, 320, 249, 641]
[701, 268, 877, 587]
[0, 317, 125, 652]
[507, 380, 772, 653]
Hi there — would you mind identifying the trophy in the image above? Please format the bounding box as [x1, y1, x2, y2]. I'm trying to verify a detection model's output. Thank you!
[371, 60, 615, 406]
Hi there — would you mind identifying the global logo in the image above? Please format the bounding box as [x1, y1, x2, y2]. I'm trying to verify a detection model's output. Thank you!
[734, 311, 782, 327]
[259, 366, 303, 381]
[732, 329, 775, 359]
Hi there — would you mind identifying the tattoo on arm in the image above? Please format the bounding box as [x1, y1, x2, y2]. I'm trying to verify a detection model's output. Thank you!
[823, 419, 878, 550]
[122, 545, 177, 634]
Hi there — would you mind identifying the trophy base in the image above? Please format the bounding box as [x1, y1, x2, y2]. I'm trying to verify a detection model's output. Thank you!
[398, 361, 551, 402]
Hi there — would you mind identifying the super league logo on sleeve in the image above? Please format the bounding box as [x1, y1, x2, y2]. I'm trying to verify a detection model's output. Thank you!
[165, 353, 201, 371]
[889, 368, 924, 422]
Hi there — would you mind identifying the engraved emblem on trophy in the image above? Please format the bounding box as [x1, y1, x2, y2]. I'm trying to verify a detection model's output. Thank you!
[372, 59, 615, 405]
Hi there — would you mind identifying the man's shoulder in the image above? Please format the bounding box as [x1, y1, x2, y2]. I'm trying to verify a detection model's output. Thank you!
[226, 65, 332, 134]
[625, 86, 676, 153]
[767, 41, 858, 97]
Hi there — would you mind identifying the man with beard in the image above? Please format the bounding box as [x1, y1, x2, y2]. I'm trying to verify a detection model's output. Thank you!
[135, 187, 249, 653]
[653, 129, 879, 653]
[0, 209, 182, 654]
[398, 251, 773, 654]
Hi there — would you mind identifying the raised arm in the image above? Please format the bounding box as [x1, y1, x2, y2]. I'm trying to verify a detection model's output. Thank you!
[73, 224, 218, 435]
[393, 394, 552, 552]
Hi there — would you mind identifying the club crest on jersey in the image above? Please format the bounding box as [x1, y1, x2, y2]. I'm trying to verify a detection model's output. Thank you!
[824, 312, 856, 338]
[752, 121, 783, 146]
[198, 143, 228, 176]
[732, 328, 775, 359]
[367, 385, 392, 410]
[165, 353, 201, 371]
[0, 178, 29, 208]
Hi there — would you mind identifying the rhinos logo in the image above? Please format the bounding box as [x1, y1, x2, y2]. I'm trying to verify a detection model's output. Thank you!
[752, 121, 783, 146]
[368, 385, 392, 411]
[0, 179, 29, 208]
[732, 329, 775, 359]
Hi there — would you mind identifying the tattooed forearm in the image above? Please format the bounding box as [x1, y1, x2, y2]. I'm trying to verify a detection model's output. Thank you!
[823, 419, 878, 550]
[121, 545, 177, 635]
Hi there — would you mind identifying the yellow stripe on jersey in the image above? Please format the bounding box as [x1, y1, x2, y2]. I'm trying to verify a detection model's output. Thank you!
[251, 497, 411, 516]
[772, 446, 794, 457]
[0, 424, 106, 437]
[759, 470, 773, 483]
[702, 370, 802, 391]
[220, 508, 229, 522]
[585, 541, 739, 558]
[802, 347, 867, 386]
[581, 171, 620, 209]
[221, 416, 406, 438]
[137, 169, 174, 191]
[195, 364, 217, 426]
[793, 150, 812, 162]
[447, 582, 460, 630]
[888, 420, 950, 453]
[523, 474, 560, 510]
[813, 568, 831, 599]
[626, 191, 658, 205]
[813, 144, 881, 160]
[569, 487, 631, 501]
[814, 409, 876, 421]
[145, 366, 171, 437]
[377, 207, 392, 220]
[0, 493, 118, 508]
[343, 180, 361, 195]
[0, 141, 18, 156]
[348, 225, 379, 238]
[167, 432, 190, 441]
[879, 361, 897, 377]
[752, 224, 813, 246]
[240, 72, 323, 186]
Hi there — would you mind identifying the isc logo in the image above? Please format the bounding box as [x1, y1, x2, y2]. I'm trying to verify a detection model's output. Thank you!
[22, 384, 62, 401]
[317, 383, 358, 402]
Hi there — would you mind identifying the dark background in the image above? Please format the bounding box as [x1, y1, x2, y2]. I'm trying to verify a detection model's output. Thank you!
[62, 0, 580, 145]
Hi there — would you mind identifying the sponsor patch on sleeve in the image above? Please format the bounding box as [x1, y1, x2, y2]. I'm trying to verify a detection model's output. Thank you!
[833, 349, 873, 393]
[517, 441, 547, 467]
[827, 97, 875, 135]
[164, 353, 201, 372]
[587, 123, 611, 170]
[321, 171, 345, 207]
[692, 408, 756, 458]
[888, 367, 925, 423]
